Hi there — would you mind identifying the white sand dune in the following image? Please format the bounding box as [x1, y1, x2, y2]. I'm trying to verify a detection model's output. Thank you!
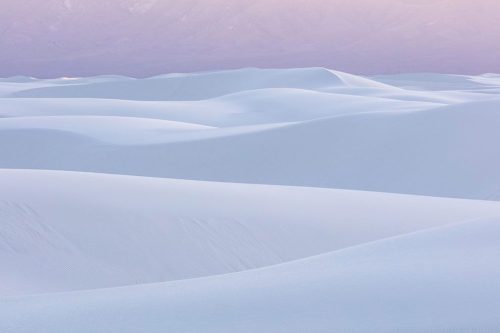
[0, 116, 215, 144]
[1, 96, 500, 199]
[1, 68, 500, 332]
[0, 89, 439, 126]
[4, 169, 500, 296]
[2, 217, 500, 333]
[372, 72, 500, 91]
[8, 68, 398, 101]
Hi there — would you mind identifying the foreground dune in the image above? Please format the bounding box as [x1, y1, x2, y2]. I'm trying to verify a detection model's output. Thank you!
[2, 218, 500, 332]
[4, 169, 500, 296]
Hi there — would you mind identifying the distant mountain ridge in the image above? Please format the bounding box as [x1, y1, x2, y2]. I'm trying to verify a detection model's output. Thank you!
[1, 0, 499, 77]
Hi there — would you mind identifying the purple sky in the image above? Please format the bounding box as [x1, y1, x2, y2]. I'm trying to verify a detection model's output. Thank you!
[1, 0, 500, 77]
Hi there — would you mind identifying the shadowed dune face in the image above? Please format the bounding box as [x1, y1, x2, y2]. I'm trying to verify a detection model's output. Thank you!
[1, 0, 500, 77]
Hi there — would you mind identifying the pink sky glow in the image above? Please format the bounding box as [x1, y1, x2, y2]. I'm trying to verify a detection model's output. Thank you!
[1, 0, 499, 77]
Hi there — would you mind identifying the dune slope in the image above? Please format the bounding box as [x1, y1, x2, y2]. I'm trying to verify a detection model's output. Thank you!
[4, 169, 500, 296]
[2, 218, 500, 333]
